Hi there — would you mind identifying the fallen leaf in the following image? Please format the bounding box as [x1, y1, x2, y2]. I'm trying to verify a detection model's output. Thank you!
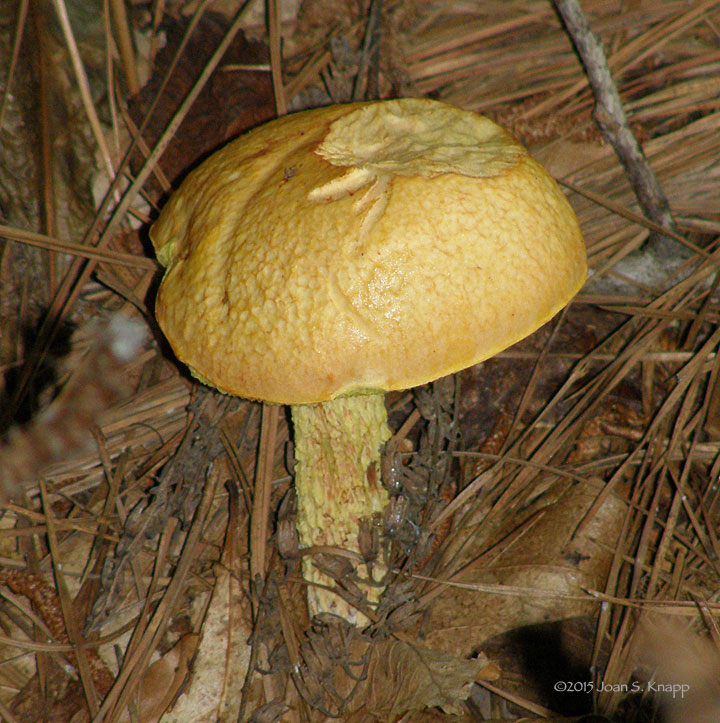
[160, 563, 253, 722]
[138, 634, 199, 723]
[336, 638, 484, 718]
[423, 478, 625, 658]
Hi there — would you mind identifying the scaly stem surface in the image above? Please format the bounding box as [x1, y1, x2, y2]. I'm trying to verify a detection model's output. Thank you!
[292, 392, 390, 624]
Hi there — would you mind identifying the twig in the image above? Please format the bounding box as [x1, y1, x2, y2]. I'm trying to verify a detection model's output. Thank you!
[109, 0, 140, 95]
[352, 0, 383, 101]
[551, 0, 687, 272]
[267, 0, 287, 115]
[51, 0, 116, 184]
[475, 678, 555, 718]
[0, 223, 157, 269]
[250, 403, 279, 596]
[559, 180, 714, 263]
[40, 480, 101, 717]
[0, 0, 29, 133]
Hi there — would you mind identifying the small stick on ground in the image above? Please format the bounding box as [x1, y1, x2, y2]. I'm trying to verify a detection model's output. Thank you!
[267, 0, 287, 115]
[353, 0, 384, 101]
[552, 0, 691, 285]
[250, 403, 279, 598]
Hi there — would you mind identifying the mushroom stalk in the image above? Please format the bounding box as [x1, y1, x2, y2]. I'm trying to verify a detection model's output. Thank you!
[291, 392, 390, 623]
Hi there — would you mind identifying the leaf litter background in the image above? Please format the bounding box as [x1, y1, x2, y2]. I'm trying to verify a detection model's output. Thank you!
[1, 0, 720, 720]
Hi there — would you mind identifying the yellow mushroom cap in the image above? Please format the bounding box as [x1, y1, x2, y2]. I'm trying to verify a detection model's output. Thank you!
[151, 98, 587, 404]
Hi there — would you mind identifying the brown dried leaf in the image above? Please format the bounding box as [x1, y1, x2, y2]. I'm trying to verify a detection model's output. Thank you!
[423, 478, 625, 658]
[160, 564, 252, 722]
[136, 634, 199, 723]
[345, 639, 483, 717]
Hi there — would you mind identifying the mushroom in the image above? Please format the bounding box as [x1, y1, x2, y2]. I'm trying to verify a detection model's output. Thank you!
[150, 98, 587, 624]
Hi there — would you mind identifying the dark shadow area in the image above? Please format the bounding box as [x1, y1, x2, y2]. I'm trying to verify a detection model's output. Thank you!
[477, 618, 665, 721]
[0, 314, 76, 433]
[508, 620, 594, 716]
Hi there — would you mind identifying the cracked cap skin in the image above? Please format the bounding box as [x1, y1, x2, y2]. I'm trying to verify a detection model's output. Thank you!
[151, 98, 587, 404]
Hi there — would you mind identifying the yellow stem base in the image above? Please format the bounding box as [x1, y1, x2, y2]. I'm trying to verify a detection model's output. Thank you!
[291, 392, 390, 625]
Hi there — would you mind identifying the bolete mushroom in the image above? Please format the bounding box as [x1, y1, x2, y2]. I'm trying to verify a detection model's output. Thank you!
[150, 98, 587, 624]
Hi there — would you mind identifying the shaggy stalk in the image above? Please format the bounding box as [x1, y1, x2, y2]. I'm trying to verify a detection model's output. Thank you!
[292, 393, 390, 623]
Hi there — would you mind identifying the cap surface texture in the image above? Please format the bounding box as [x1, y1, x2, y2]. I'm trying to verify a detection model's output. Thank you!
[151, 99, 587, 404]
